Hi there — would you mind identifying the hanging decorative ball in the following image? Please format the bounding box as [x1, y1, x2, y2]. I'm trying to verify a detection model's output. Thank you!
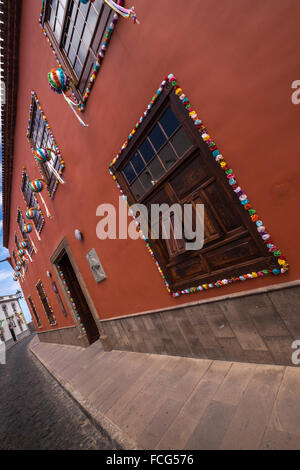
[19, 241, 27, 249]
[13, 274, 18, 281]
[29, 179, 44, 193]
[17, 249, 25, 257]
[15, 266, 21, 272]
[48, 68, 71, 94]
[23, 223, 32, 234]
[26, 208, 38, 220]
[34, 148, 51, 164]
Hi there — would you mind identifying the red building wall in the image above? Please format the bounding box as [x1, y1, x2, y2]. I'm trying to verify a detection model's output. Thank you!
[8, 0, 300, 333]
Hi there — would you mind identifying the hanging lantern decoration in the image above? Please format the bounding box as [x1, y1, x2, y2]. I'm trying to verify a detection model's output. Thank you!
[29, 179, 52, 219]
[17, 249, 25, 257]
[15, 266, 21, 272]
[19, 240, 33, 262]
[13, 274, 18, 282]
[25, 207, 42, 241]
[48, 68, 88, 127]
[23, 224, 32, 234]
[103, 0, 139, 23]
[34, 148, 65, 184]
[22, 224, 37, 254]
[25, 208, 38, 219]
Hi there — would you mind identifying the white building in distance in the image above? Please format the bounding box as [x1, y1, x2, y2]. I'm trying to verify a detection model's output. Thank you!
[0, 293, 30, 346]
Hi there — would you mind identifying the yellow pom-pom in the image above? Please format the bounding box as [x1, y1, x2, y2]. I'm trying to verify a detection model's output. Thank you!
[278, 259, 287, 266]
[175, 88, 182, 95]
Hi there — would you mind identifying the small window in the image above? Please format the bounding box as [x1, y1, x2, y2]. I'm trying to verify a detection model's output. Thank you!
[36, 281, 56, 326]
[28, 296, 42, 328]
[2, 304, 8, 319]
[27, 93, 64, 198]
[42, 0, 118, 99]
[121, 107, 192, 201]
[17, 210, 34, 256]
[21, 171, 45, 233]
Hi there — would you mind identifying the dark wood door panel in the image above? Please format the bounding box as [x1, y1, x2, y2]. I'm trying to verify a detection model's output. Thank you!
[169, 151, 209, 199]
[59, 253, 99, 344]
[204, 237, 263, 271]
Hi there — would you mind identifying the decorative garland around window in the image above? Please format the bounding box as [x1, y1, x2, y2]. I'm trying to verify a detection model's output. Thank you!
[39, 0, 123, 112]
[26, 92, 65, 199]
[109, 74, 289, 298]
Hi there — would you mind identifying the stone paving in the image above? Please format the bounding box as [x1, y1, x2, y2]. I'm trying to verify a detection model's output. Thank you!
[0, 335, 116, 450]
[30, 335, 300, 450]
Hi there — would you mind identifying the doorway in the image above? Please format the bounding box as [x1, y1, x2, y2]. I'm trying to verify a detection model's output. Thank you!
[56, 252, 100, 345]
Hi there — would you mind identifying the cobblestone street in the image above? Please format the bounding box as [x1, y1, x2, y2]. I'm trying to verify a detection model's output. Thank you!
[0, 335, 113, 450]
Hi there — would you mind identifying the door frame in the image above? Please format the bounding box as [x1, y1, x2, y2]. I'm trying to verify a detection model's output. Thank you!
[50, 237, 102, 343]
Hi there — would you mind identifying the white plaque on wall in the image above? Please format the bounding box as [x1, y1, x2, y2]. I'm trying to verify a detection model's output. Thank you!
[86, 248, 107, 284]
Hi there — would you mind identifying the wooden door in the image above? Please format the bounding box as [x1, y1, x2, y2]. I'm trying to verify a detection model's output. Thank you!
[58, 253, 100, 345]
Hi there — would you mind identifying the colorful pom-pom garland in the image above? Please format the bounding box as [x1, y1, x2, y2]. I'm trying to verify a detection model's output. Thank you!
[109, 74, 289, 298]
[39, 1, 123, 112]
[26, 92, 65, 198]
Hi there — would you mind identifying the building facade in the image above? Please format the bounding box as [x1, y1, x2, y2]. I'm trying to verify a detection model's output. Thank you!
[2, 0, 300, 365]
[0, 294, 30, 346]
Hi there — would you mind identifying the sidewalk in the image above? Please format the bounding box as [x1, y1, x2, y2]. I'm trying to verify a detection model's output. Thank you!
[30, 336, 300, 450]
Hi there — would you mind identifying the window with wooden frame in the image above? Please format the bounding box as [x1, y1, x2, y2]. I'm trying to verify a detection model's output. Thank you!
[41, 0, 119, 99]
[27, 99, 63, 196]
[111, 81, 278, 293]
[2, 304, 8, 319]
[21, 171, 45, 233]
[17, 210, 34, 256]
[28, 296, 42, 328]
[36, 281, 56, 326]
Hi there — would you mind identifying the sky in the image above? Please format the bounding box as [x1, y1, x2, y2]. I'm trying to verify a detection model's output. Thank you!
[0, 149, 32, 322]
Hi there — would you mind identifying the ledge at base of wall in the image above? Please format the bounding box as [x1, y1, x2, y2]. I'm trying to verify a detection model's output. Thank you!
[101, 283, 300, 367]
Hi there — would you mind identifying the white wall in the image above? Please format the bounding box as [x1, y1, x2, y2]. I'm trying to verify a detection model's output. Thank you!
[0, 295, 28, 343]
